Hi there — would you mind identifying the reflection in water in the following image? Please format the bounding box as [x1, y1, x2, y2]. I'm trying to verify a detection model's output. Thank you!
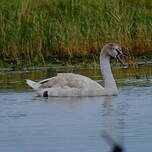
[0, 63, 152, 91]
[102, 96, 126, 152]
[32, 95, 91, 104]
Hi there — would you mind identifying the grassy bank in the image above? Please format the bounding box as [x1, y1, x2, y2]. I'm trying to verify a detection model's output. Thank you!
[0, 0, 152, 66]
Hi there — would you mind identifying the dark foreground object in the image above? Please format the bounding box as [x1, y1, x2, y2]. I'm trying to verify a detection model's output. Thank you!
[102, 132, 124, 152]
[112, 144, 123, 152]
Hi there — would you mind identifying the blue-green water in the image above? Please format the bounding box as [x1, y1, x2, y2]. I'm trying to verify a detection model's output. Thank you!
[0, 64, 152, 152]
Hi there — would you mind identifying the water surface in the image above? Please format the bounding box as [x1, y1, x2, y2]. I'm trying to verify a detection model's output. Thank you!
[0, 64, 152, 152]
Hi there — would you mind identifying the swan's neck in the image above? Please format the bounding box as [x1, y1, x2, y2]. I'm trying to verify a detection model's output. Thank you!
[100, 51, 118, 94]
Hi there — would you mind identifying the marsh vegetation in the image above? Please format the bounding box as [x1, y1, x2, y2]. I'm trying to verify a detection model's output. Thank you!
[0, 0, 152, 66]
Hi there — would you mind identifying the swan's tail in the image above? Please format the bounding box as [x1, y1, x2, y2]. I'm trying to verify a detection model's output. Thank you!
[26, 79, 40, 90]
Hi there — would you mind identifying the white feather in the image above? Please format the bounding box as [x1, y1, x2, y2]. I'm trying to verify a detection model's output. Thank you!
[26, 79, 40, 90]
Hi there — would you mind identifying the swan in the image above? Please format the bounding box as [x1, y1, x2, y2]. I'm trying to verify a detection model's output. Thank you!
[26, 43, 125, 97]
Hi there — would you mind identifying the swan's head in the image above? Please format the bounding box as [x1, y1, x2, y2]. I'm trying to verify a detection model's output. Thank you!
[103, 43, 125, 65]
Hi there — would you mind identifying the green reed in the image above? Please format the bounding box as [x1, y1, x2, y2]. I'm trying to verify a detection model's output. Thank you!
[0, 0, 151, 66]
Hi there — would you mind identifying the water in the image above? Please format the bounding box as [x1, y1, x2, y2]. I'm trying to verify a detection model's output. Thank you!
[0, 64, 152, 152]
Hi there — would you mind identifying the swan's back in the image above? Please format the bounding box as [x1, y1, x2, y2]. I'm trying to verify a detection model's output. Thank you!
[40, 73, 102, 89]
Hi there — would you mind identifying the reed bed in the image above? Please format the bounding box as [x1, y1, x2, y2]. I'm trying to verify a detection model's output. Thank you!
[0, 0, 152, 66]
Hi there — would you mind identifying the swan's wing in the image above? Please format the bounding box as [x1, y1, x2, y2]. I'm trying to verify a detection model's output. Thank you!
[57, 73, 102, 88]
[37, 73, 104, 90]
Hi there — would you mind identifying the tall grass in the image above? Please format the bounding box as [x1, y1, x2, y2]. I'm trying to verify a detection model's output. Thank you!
[0, 0, 152, 66]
